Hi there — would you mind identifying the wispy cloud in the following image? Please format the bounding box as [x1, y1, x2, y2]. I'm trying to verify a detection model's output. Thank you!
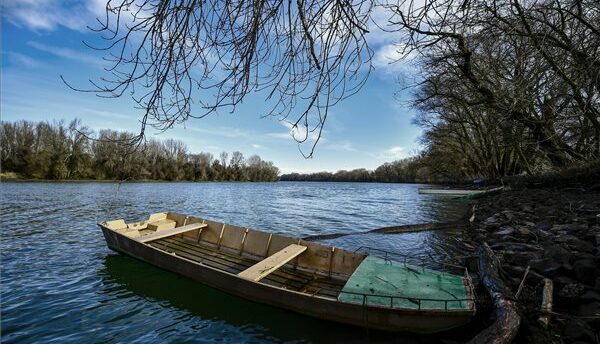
[278, 166, 324, 174]
[378, 146, 410, 160]
[179, 121, 326, 152]
[27, 41, 103, 67]
[364, 6, 421, 78]
[266, 132, 292, 139]
[365, 6, 401, 47]
[325, 141, 359, 153]
[267, 121, 325, 143]
[185, 125, 257, 140]
[325, 142, 412, 162]
[77, 108, 132, 121]
[2, 0, 105, 32]
[372, 43, 417, 76]
[3, 51, 43, 68]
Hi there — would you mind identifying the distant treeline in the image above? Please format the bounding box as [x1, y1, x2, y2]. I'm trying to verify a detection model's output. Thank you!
[280, 156, 443, 183]
[1, 119, 279, 182]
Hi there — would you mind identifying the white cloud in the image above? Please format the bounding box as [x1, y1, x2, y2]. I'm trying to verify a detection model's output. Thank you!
[326, 141, 358, 153]
[323, 142, 413, 162]
[364, 5, 424, 78]
[365, 6, 401, 47]
[1, 0, 106, 32]
[87, 0, 110, 17]
[379, 146, 409, 160]
[266, 132, 292, 139]
[278, 166, 324, 174]
[27, 41, 103, 66]
[251, 143, 264, 149]
[3, 51, 43, 68]
[185, 125, 256, 140]
[77, 108, 132, 121]
[0, 0, 142, 32]
[372, 43, 417, 76]
[267, 121, 325, 143]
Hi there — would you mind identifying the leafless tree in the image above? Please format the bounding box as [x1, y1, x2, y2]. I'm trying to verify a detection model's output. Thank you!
[389, 0, 599, 174]
[69, 0, 374, 157]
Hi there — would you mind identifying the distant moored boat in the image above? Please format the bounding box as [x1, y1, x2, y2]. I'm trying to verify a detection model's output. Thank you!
[418, 186, 503, 198]
[99, 212, 476, 333]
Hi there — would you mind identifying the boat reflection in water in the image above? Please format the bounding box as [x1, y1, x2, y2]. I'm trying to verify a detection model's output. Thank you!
[100, 254, 415, 342]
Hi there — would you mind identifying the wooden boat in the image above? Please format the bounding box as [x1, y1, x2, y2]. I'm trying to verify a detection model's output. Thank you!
[99, 212, 476, 333]
[418, 186, 503, 197]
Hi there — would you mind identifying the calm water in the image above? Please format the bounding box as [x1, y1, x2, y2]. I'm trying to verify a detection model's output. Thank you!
[1, 182, 470, 343]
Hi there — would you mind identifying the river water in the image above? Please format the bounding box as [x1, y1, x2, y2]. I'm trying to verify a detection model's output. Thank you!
[1, 182, 470, 343]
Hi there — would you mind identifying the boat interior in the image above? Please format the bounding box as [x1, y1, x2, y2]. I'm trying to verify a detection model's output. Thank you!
[103, 212, 366, 299]
[102, 212, 475, 311]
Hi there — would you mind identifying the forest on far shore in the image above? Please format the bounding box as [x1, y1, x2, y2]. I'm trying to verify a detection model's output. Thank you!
[0, 119, 280, 182]
[280, 157, 434, 183]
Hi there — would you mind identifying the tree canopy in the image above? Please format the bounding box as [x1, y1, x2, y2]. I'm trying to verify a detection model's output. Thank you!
[397, 0, 599, 179]
[1, 119, 279, 182]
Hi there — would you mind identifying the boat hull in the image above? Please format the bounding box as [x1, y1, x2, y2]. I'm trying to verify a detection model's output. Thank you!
[418, 188, 482, 195]
[418, 186, 503, 197]
[100, 221, 474, 333]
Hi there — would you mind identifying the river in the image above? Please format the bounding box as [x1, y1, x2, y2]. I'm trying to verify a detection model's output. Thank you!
[1, 182, 470, 343]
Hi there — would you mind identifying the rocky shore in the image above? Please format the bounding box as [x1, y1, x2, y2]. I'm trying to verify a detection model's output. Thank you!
[465, 187, 600, 343]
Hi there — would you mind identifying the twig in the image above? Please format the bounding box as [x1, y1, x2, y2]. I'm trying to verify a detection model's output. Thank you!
[515, 265, 530, 299]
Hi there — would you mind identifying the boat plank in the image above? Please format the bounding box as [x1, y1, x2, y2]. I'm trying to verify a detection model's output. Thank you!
[238, 244, 307, 282]
[137, 223, 207, 243]
[147, 219, 177, 231]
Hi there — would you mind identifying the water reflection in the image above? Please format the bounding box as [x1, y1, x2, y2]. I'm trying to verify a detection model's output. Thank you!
[100, 254, 415, 343]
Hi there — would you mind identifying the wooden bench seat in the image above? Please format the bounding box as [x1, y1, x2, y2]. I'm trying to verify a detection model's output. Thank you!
[238, 244, 307, 282]
[147, 219, 177, 231]
[137, 223, 207, 243]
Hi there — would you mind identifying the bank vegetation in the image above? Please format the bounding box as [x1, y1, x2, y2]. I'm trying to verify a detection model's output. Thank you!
[0, 119, 279, 182]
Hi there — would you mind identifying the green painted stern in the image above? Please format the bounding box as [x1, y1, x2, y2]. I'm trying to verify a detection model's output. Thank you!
[338, 256, 472, 310]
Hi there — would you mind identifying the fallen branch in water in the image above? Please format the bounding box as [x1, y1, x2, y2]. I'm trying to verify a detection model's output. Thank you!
[302, 220, 468, 241]
[468, 242, 520, 344]
[370, 221, 467, 234]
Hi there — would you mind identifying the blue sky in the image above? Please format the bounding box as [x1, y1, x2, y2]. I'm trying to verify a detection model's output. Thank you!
[1, 1, 422, 173]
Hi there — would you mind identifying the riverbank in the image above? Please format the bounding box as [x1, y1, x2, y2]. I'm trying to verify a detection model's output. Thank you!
[0, 173, 279, 183]
[465, 186, 599, 343]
